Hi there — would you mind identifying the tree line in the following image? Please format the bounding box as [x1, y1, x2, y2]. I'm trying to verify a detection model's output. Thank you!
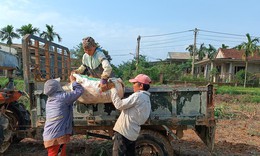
[1, 24, 260, 87]
[0, 24, 61, 52]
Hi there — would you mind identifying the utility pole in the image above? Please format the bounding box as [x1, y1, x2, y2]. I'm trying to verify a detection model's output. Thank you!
[191, 28, 198, 76]
[136, 35, 141, 67]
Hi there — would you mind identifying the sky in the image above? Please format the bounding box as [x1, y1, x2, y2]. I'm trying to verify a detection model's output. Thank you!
[1, 0, 260, 66]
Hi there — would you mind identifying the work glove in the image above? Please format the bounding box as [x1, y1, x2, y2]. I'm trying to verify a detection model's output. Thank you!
[100, 78, 108, 85]
[99, 79, 115, 92]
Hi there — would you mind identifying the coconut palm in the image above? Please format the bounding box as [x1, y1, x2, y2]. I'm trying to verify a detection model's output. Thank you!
[40, 24, 62, 42]
[207, 44, 217, 60]
[16, 24, 40, 45]
[206, 44, 217, 82]
[221, 44, 229, 49]
[0, 25, 20, 52]
[186, 44, 198, 75]
[186, 44, 196, 57]
[236, 33, 260, 87]
[16, 24, 40, 36]
[197, 43, 207, 61]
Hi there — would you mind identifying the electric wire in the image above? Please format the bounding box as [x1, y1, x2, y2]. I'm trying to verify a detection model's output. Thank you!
[141, 30, 192, 38]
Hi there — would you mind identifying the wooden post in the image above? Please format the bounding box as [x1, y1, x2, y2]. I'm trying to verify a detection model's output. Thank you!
[45, 42, 50, 79]
[54, 47, 58, 78]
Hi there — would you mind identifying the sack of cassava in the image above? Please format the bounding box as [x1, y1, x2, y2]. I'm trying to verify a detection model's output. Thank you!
[62, 74, 125, 104]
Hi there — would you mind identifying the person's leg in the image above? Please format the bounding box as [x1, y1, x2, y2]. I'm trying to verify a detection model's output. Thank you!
[112, 132, 127, 156]
[59, 144, 66, 156]
[126, 140, 135, 156]
[47, 145, 60, 156]
[47, 144, 66, 156]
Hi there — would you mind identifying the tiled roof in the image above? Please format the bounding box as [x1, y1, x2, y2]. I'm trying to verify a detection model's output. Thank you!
[167, 52, 191, 59]
[217, 48, 260, 60]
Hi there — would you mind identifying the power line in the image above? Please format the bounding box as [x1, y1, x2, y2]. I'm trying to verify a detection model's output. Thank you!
[199, 34, 245, 39]
[140, 44, 189, 50]
[110, 53, 131, 57]
[200, 29, 246, 37]
[108, 48, 135, 52]
[141, 35, 192, 43]
[197, 37, 244, 43]
[141, 30, 192, 38]
[141, 38, 193, 47]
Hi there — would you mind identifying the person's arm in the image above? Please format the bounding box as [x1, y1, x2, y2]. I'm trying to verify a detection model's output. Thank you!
[74, 54, 87, 74]
[97, 51, 112, 81]
[110, 88, 138, 110]
[74, 64, 86, 74]
[101, 59, 112, 79]
[64, 75, 84, 104]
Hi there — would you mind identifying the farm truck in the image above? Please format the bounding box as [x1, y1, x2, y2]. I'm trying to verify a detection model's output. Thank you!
[0, 34, 216, 155]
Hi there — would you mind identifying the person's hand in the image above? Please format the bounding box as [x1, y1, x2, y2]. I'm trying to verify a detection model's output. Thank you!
[99, 83, 108, 92]
[107, 81, 115, 89]
[71, 70, 78, 75]
[99, 80, 115, 92]
[69, 74, 76, 83]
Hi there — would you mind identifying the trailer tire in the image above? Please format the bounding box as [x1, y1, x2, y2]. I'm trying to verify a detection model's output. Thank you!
[135, 130, 174, 156]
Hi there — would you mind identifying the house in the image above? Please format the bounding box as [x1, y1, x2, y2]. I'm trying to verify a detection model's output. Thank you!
[167, 52, 194, 64]
[0, 42, 18, 55]
[166, 52, 200, 74]
[0, 43, 20, 76]
[195, 48, 260, 82]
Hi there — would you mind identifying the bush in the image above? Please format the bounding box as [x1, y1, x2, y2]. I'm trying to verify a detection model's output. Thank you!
[234, 70, 254, 85]
[180, 75, 207, 82]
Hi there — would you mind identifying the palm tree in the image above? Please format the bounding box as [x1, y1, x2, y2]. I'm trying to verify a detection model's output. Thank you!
[16, 24, 40, 45]
[40, 24, 62, 42]
[197, 43, 207, 61]
[186, 44, 197, 75]
[236, 33, 260, 87]
[207, 44, 217, 60]
[221, 44, 229, 49]
[186, 44, 196, 57]
[0, 25, 20, 52]
[16, 24, 40, 36]
[206, 44, 217, 82]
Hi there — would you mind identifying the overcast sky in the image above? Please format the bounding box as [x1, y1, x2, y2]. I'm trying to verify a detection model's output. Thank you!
[1, 0, 260, 65]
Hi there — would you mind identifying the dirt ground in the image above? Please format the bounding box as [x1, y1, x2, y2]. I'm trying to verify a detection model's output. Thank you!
[2, 94, 260, 156]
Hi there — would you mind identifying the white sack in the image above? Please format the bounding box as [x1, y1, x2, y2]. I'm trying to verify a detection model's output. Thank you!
[62, 74, 125, 104]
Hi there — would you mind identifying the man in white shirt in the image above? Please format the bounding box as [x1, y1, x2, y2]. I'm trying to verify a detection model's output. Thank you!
[110, 74, 152, 156]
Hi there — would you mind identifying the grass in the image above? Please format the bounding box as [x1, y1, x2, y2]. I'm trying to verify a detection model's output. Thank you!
[215, 85, 260, 95]
[215, 85, 260, 103]
[214, 85, 259, 120]
[214, 103, 238, 119]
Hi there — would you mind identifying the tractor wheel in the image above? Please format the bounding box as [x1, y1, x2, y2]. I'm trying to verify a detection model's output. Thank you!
[135, 130, 174, 156]
[5, 102, 31, 143]
[0, 112, 12, 153]
[5, 102, 31, 130]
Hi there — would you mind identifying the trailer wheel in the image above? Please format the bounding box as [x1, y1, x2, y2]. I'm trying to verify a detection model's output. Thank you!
[135, 130, 174, 156]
